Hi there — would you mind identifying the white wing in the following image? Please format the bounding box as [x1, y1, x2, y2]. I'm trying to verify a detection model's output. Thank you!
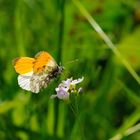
[18, 72, 33, 92]
[18, 72, 51, 93]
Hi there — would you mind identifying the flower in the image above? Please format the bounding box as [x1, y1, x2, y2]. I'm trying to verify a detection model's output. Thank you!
[50, 77, 84, 100]
[51, 86, 69, 100]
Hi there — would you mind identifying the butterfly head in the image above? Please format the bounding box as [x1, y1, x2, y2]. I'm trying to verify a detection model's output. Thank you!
[50, 65, 64, 78]
[57, 65, 64, 75]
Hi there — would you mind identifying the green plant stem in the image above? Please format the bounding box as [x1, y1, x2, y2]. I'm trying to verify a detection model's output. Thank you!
[54, 0, 66, 135]
[15, 0, 26, 56]
[72, 0, 140, 85]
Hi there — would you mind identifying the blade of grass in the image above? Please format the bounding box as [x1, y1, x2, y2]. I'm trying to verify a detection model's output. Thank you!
[109, 123, 140, 140]
[117, 80, 140, 106]
[72, 0, 140, 85]
[109, 108, 140, 140]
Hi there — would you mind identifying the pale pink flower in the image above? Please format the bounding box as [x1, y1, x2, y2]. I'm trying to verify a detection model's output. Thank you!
[51, 77, 84, 100]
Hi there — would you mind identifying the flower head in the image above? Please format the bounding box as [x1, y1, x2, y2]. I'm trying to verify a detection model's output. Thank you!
[51, 77, 84, 100]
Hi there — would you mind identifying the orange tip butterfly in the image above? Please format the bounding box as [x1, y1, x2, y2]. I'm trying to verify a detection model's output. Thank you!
[13, 51, 63, 93]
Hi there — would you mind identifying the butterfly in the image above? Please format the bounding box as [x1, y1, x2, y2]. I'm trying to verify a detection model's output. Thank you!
[13, 51, 63, 93]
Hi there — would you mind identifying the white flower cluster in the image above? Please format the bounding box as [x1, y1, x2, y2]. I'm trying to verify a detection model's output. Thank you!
[51, 77, 84, 100]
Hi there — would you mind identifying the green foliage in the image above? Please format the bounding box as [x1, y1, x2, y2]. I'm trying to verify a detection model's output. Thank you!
[0, 0, 140, 140]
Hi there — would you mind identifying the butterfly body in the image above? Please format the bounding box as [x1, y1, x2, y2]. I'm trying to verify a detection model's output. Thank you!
[13, 51, 63, 93]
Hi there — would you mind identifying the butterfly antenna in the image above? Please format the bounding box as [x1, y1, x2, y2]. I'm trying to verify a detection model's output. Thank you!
[64, 59, 79, 66]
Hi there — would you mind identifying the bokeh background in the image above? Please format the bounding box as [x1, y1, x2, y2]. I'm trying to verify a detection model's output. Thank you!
[0, 0, 140, 140]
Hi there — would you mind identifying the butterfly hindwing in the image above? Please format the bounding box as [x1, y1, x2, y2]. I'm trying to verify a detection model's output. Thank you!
[30, 73, 50, 93]
[18, 72, 33, 92]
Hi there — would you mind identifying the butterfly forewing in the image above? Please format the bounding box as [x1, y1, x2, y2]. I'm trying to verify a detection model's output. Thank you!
[33, 51, 57, 74]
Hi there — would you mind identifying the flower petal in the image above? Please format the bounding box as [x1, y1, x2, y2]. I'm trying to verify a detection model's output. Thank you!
[61, 78, 72, 87]
[78, 87, 83, 93]
[71, 77, 84, 85]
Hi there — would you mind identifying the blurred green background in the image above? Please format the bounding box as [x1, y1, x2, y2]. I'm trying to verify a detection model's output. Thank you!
[0, 0, 140, 139]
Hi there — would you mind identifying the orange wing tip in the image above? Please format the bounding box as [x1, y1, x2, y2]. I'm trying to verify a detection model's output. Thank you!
[35, 51, 44, 58]
[13, 57, 35, 75]
[35, 51, 53, 59]
[33, 51, 56, 74]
